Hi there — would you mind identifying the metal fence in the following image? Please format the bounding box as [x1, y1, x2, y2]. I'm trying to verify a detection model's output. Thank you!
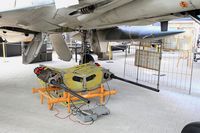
[123, 42, 161, 90]
[111, 39, 193, 93]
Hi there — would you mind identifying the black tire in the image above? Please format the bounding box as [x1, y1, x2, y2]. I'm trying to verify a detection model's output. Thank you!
[182, 122, 200, 133]
[79, 54, 94, 64]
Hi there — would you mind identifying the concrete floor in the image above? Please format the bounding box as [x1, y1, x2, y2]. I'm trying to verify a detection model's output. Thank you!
[1, 55, 200, 133]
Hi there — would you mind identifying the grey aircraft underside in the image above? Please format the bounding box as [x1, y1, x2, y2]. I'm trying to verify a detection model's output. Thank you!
[0, 0, 199, 63]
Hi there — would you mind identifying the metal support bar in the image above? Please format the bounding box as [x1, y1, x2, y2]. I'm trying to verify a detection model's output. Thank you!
[156, 41, 163, 90]
[123, 47, 127, 77]
[2, 42, 6, 62]
[111, 74, 159, 92]
[51, 80, 90, 104]
[48, 90, 117, 104]
[32, 87, 61, 93]
[189, 52, 194, 94]
[32, 85, 117, 113]
[136, 43, 142, 82]
[80, 30, 87, 64]
[75, 43, 78, 62]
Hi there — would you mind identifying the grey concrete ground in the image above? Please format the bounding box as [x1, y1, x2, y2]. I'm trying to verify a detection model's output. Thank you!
[0, 54, 200, 133]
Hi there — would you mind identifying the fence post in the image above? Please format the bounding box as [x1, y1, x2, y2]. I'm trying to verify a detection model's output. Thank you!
[123, 47, 128, 78]
[156, 40, 163, 90]
[136, 42, 142, 82]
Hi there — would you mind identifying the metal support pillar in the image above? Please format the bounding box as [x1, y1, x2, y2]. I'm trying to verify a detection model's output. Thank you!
[156, 40, 163, 90]
[80, 30, 87, 64]
[2, 42, 6, 62]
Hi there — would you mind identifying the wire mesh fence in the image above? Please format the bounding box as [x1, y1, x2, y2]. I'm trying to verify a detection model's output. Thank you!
[123, 42, 161, 90]
[111, 39, 193, 93]
[159, 38, 193, 92]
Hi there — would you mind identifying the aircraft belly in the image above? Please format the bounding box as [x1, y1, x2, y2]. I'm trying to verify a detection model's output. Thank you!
[191, 0, 200, 8]
[0, 0, 199, 33]
[0, 5, 75, 32]
[83, 0, 198, 28]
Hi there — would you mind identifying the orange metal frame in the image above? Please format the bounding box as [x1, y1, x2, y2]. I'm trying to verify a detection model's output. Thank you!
[32, 85, 117, 113]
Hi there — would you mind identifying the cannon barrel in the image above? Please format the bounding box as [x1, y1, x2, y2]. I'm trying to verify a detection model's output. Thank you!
[50, 80, 90, 104]
[110, 74, 160, 92]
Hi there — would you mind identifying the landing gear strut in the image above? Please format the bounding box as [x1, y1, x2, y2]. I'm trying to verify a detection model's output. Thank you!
[79, 30, 94, 64]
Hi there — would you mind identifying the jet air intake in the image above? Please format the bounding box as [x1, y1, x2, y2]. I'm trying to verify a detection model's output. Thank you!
[161, 21, 168, 31]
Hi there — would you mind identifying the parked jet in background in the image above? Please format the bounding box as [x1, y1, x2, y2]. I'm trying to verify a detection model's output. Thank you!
[0, 0, 199, 63]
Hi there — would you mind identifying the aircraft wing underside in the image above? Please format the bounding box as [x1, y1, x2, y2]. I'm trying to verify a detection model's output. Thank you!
[0, 0, 199, 32]
[0, 0, 198, 64]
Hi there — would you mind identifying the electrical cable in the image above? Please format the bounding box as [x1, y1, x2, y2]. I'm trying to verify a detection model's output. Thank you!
[51, 81, 111, 125]
[69, 100, 95, 125]
[54, 108, 71, 119]
[43, 77, 93, 124]
[69, 114, 94, 125]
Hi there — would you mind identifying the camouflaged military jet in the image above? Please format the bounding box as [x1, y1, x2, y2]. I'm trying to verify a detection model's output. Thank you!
[0, 0, 199, 63]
